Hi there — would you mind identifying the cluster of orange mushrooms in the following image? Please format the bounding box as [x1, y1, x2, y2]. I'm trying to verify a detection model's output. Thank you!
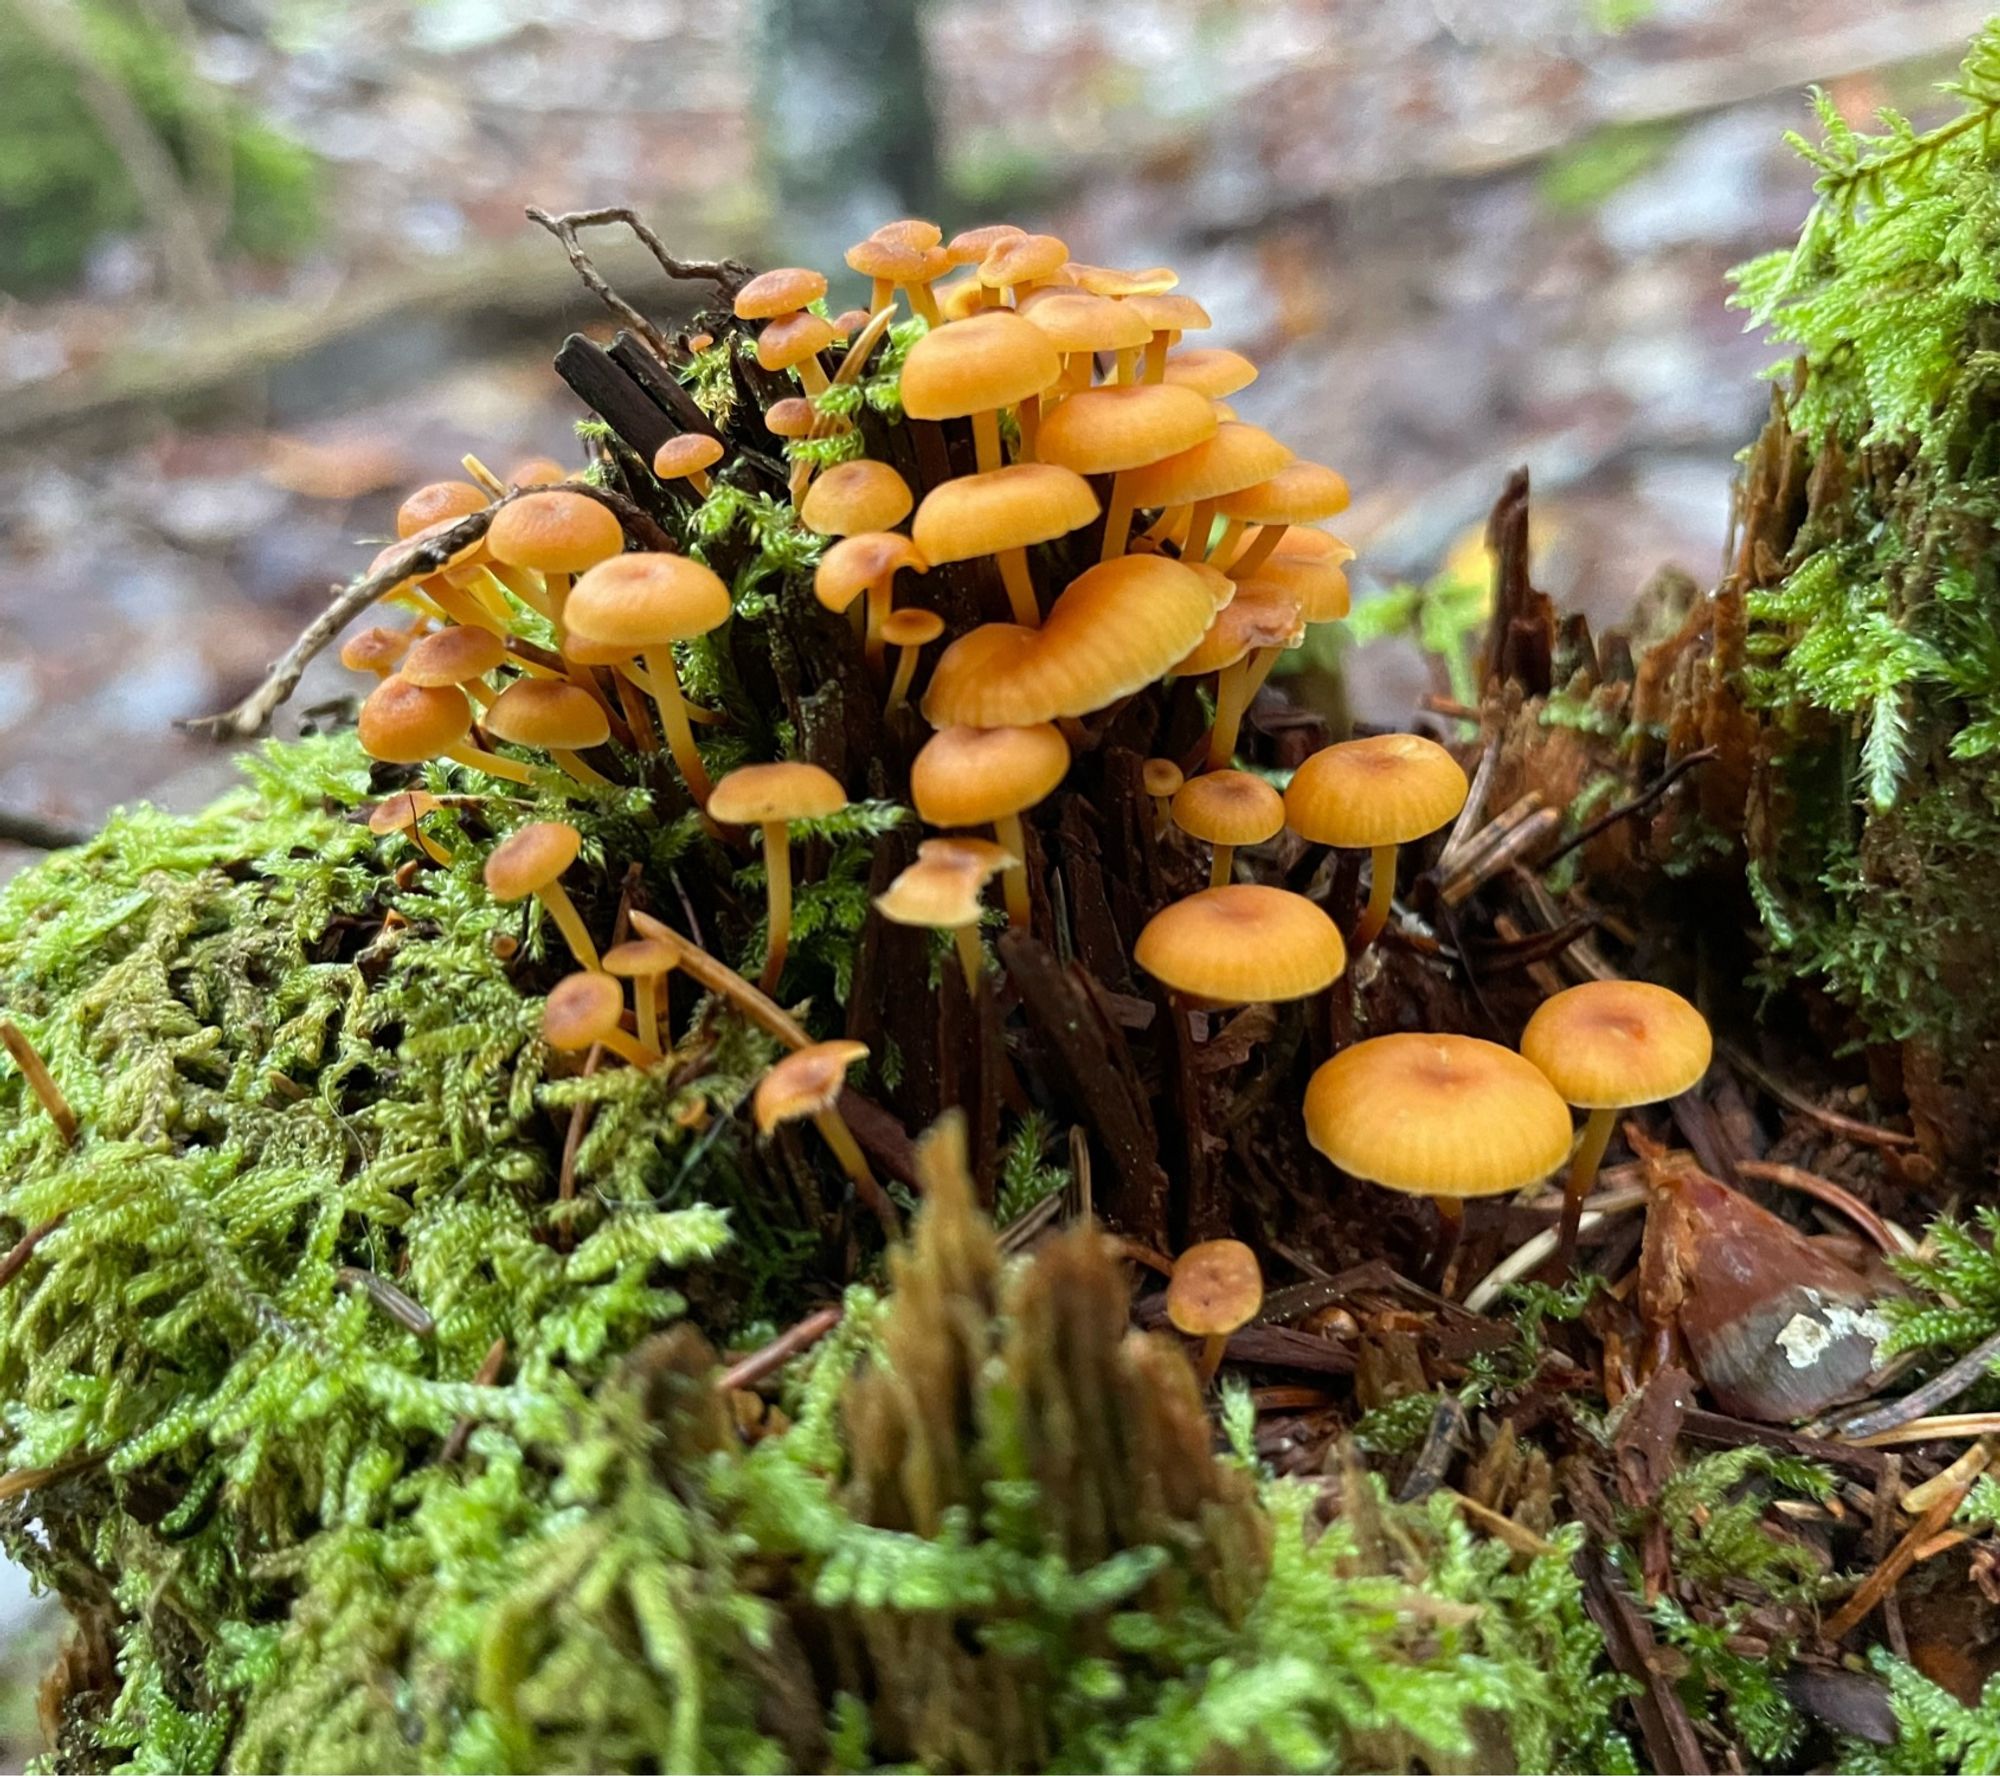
[344, 217, 1714, 1372]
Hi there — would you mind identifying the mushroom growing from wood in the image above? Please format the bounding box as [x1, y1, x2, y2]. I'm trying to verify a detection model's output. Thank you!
[1167, 1239, 1263, 1386]
[753, 1040, 898, 1234]
[483, 820, 599, 972]
[910, 723, 1069, 929]
[707, 762, 850, 992]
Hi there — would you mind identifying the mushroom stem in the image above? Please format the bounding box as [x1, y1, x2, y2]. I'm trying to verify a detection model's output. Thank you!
[420, 576, 506, 635]
[812, 1107, 901, 1237]
[1205, 661, 1253, 769]
[1152, 793, 1174, 838]
[1556, 1107, 1618, 1272]
[992, 811, 1032, 928]
[1099, 472, 1138, 562]
[1433, 1198, 1465, 1295]
[865, 578, 892, 673]
[996, 548, 1042, 628]
[1208, 517, 1246, 567]
[613, 669, 660, 753]
[972, 408, 1004, 476]
[1017, 394, 1042, 461]
[596, 1024, 662, 1070]
[905, 280, 942, 327]
[758, 821, 793, 994]
[1142, 334, 1170, 383]
[0, 1018, 77, 1146]
[1352, 843, 1400, 950]
[1113, 346, 1140, 386]
[644, 648, 715, 808]
[1226, 523, 1288, 582]
[886, 643, 923, 716]
[633, 972, 667, 1054]
[536, 882, 600, 973]
[1208, 844, 1235, 889]
[1243, 645, 1285, 707]
[685, 467, 712, 497]
[870, 276, 893, 313]
[1195, 1332, 1226, 1388]
[551, 750, 614, 790]
[796, 357, 831, 398]
[952, 925, 985, 999]
[444, 742, 537, 786]
[486, 564, 553, 621]
[632, 910, 811, 1049]
[401, 812, 451, 867]
[1182, 498, 1218, 562]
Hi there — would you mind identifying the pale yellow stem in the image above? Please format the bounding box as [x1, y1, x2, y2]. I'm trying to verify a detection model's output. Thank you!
[812, 1107, 900, 1235]
[1227, 524, 1287, 581]
[538, 882, 599, 973]
[905, 280, 941, 326]
[1208, 844, 1234, 889]
[633, 973, 663, 1054]
[972, 408, 1003, 475]
[644, 648, 713, 808]
[444, 742, 536, 785]
[1182, 499, 1218, 563]
[1208, 517, 1246, 567]
[613, 669, 659, 753]
[994, 811, 1031, 927]
[997, 548, 1040, 627]
[1100, 473, 1138, 562]
[1114, 346, 1139, 385]
[952, 925, 984, 997]
[1352, 843, 1399, 950]
[886, 645, 921, 715]
[551, 750, 613, 789]
[1143, 334, 1169, 383]
[1205, 661, 1252, 769]
[759, 822, 792, 994]
[598, 1025, 661, 1070]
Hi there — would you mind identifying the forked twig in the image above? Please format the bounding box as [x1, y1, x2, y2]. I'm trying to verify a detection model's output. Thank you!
[526, 205, 753, 364]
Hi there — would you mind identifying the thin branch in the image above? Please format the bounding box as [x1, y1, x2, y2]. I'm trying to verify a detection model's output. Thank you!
[717, 1304, 843, 1393]
[526, 205, 752, 364]
[1831, 1327, 2000, 1442]
[1539, 746, 1718, 868]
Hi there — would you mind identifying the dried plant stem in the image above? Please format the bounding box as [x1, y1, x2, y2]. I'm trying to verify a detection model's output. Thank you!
[1, 1018, 77, 1145]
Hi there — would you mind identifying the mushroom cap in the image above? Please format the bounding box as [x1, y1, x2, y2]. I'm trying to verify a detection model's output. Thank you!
[871, 217, 943, 251]
[543, 970, 627, 1052]
[1285, 734, 1470, 849]
[508, 457, 569, 486]
[1249, 559, 1350, 623]
[845, 235, 935, 282]
[829, 306, 875, 338]
[1124, 292, 1211, 334]
[733, 266, 829, 320]
[756, 309, 840, 373]
[483, 679, 611, 751]
[920, 554, 1217, 728]
[1183, 561, 1240, 610]
[799, 459, 914, 537]
[979, 232, 1069, 288]
[1142, 757, 1186, 800]
[1161, 347, 1259, 399]
[397, 480, 487, 538]
[707, 761, 848, 827]
[1067, 262, 1178, 298]
[880, 606, 946, 647]
[934, 276, 987, 322]
[1166, 1239, 1263, 1338]
[653, 434, 726, 480]
[764, 397, 818, 440]
[1124, 423, 1295, 510]
[603, 936, 679, 978]
[1134, 885, 1346, 1005]
[1217, 460, 1351, 525]
[1171, 770, 1285, 847]
[401, 623, 507, 687]
[484, 820, 582, 900]
[1018, 290, 1153, 356]
[566, 553, 732, 650]
[1519, 980, 1713, 1110]
[1170, 583, 1304, 677]
[911, 463, 1098, 565]
[753, 1039, 869, 1133]
[814, 531, 927, 611]
[358, 676, 471, 763]
[900, 310, 1061, 419]
[1303, 1034, 1574, 1199]
[487, 491, 625, 575]
[875, 838, 1017, 930]
[945, 222, 1027, 265]
[340, 625, 411, 675]
[911, 722, 1070, 827]
[366, 789, 443, 835]
[1269, 526, 1353, 564]
[1035, 384, 1219, 477]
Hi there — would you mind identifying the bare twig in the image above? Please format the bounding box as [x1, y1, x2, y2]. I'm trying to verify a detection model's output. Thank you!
[438, 1336, 509, 1465]
[526, 205, 752, 363]
[0, 1214, 68, 1290]
[1, 1018, 78, 1145]
[717, 1304, 843, 1394]
[1832, 1332, 2000, 1442]
[1734, 1158, 1912, 1256]
[334, 1266, 435, 1338]
[1823, 1480, 1969, 1640]
[1721, 1043, 1917, 1149]
[1539, 747, 1718, 869]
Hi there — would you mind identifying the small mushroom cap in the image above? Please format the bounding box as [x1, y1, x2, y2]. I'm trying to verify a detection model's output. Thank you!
[483, 679, 611, 751]
[487, 491, 625, 575]
[1018, 290, 1153, 356]
[911, 723, 1070, 827]
[1161, 347, 1260, 400]
[707, 761, 848, 827]
[369, 517, 482, 584]
[358, 676, 472, 763]
[1067, 261, 1178, 297]
[844, 235, 933, 282]
[484, 820, 582, 900]
[1035, 384, 1218, 476]
[753, 1039, 869, 1133]
[1519, 980, 1712, 1110]
[397, 480, 487, 538]
[920, 554, 1217, 728]
[1125, 422, 1294, 510]
[756, 309, 839, 373]
[1269, 526, 1353, 564]
[402, 623, 508, 687]
[1184, 561, 1239, 610]
[1171, 583, 1305, 678]
[1171, 770, 1285, 847]
[799, 459, 914, 537]
[829, 306, 876, 336]
[567, 553, 732, 649]
[1217, 460, 1351, 526]
[543, 970, 627, 1052]
[508, 457, 569, 486]
[602, 936, 679, 978]
[880, 607, 946, 647]
[366, 789, 443, 835]
[764, 397, 818, 440]
[1134, 885, 1346, 1005]
[1166, 1239, 1263, 1338]
[815, 531, 927, 612]
[1249, 558, 1350, 624]
[979, 232, 1069, 288]
[900, 310, 1061, 419]
[870, 217, 943, 251]
[1304, 1034, 1574, 1198]
[1123, 292, 1211, 334]
[340, 625, 412, 675]
[1285, 734, 1470, 849]
[945, 222, 1027, 264]
[734, 266, 829, 320]
[1142, 757, 1185, 800]
[874, 839, 1016, 930]
[911, 463, 1098, 565]
[653, 434, 726, 480]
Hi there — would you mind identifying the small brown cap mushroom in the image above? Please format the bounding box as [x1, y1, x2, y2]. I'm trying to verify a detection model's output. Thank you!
[358, 676, 471, 764]
[653, 435, 726, 481]
[978, 232, 1069, 289]
[1134, 885, 1346, 1004]
[1519, 980, 1712, 1110]
[484, 820, 582, 901]
[874, 837, 1018, 930]
[1284, 735, 1469, 850]
[872, 218, 943, 251]
[911, 723, 1070, 828]
[764, 397, 818, 440]
[1063, 259, 1175, 298]
[1161, 348, 1259, 400]
[899, 310, 1061, 419]
[566, 553, 733, 649]
[508, 457, 569, 486]
[757, 310, 840, 376]
[340, 626, 412, 676]
[1142, 758, 1185, 801]
[1166, 1240, 1263, 1340]
[1170, 770, 1284, 849]
[707, 761, 848, 827]
[734, 267, 829, 320]
[603, 936, 679, 978]
[543, 970, 628, 1052]
[879, 607, 945, 649]
[487, 491, 625, 575]
[814, 532, 927, 613]
[366, 789, 443, 836]
[753, 1039, 869, 1133]
[799, 459, 914, 537]
[402, 624, 507, 687]
[483, 679, 611, 752]
[397, 480, 487, 538]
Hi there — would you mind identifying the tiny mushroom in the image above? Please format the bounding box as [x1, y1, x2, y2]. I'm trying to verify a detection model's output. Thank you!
[484, 820, 599, 972]
[402, 622, 509, 705]
[976, 231, 1069, 306]
[879, 606, 946, 714]
[358, 674, 535, 785]
[799, 459, 914, 539]
[366, 789, 451, 867]
[1134, 884, 1346, 1008]
[1160, 347, 1259, 400]
[603, 935, 680, 1055]
[482, 678, 614, 790]
[1284, 735, 1470, 950]
[753, 1039, 899, 1234]
[1166, 1239, 1263, 1386]
[733, 266, 829, 321]
[910, 461, 1098, 629]
[910, 722, 1069, 928]
[1171, 769, 1285, 888]
[396, 480, 487, 537]
[1142, 757, 1185, 836]
[874, 835, 1019, 995]
[844, 235, 944, 323]
[340, 625, 413, 680]
[814, 531, 928, 667]
[755, 309, 840, 396]
[1520, 980, 1713, 1271]
[1125, 291, 1212, 384]
[898, 308, 1061, 475]
[543, 969, 660, 1069]
[652, 433, 726, 499]
[706, 762, 849, 992]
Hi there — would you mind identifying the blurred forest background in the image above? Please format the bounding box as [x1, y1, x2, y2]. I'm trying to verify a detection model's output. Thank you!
[0, 0, 1992, 1753]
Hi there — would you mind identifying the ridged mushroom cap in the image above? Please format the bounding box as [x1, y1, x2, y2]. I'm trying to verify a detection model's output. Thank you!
[1284, 735, 1470, 849]
[1519, 980, 1713, 1110]
[1134, 885, 1346, 1005]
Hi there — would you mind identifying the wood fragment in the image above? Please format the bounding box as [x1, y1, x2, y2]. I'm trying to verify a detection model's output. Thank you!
[439, 1336, 509, 1464]
[1582, 1549, 1712, 1775]
[718, 1305, 843, 1394]
[0, 1018, 77, 1145]
[334, 1267, 435, 1339]
[1832, 1331, 2000, 1442]
[1824, 1482, 1970, 1641]
[0, 1214, 68, 1290]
